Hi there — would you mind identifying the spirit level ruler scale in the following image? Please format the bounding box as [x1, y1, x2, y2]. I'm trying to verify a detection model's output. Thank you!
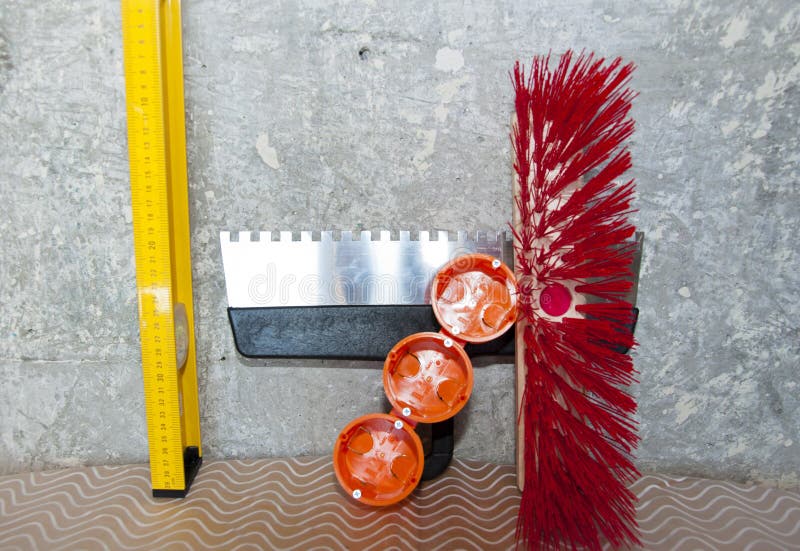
[121, 0, 201, 497]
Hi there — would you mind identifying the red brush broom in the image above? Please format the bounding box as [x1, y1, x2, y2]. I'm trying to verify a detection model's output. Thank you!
[511, 51, 640, 550]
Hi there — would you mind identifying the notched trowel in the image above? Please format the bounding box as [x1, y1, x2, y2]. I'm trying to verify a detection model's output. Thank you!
[220, 230, 514, 360]
[219, 229, 643, 361]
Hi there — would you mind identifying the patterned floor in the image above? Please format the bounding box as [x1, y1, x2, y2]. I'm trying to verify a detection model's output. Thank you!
[0, 457, 798, 550]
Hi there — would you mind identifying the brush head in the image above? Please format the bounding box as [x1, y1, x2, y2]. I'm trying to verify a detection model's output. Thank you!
[512, 50, 640, 551]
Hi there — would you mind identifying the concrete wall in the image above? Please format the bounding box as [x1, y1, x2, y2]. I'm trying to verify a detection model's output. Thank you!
[1, 0, 798, 487]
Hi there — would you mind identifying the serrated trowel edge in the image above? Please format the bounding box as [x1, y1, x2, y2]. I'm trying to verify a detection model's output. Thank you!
[220, 230, 514, 308]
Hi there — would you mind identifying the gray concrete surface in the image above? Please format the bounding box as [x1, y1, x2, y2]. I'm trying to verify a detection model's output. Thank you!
[0, 0, 798, 487]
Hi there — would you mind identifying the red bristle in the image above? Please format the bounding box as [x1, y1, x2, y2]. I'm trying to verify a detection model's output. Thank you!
[575, 278, 634, 301]
[512, 51, 640, 551]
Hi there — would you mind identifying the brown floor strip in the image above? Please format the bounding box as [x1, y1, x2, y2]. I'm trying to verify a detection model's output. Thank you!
[1, 457, 798, 550]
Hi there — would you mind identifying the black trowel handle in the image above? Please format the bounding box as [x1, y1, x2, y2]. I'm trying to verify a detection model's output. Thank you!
[227, 305, 515, 360]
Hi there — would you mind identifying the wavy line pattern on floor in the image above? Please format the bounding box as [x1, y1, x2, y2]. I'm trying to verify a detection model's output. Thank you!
[1, 457, 798, 550]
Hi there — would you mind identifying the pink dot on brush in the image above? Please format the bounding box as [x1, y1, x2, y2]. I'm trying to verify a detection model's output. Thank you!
[539, 283, 572, 317]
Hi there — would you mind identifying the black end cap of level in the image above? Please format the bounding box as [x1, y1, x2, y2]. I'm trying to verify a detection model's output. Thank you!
[152, 446, 202, 498]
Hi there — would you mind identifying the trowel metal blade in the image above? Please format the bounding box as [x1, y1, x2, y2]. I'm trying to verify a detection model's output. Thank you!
[220, 230, 515, 308]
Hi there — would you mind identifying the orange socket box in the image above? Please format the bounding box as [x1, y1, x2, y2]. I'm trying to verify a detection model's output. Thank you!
[333, 254, 518, 506]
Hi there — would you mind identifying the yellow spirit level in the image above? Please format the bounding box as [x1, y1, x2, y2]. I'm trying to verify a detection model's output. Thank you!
[120, 0, 201, 497]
